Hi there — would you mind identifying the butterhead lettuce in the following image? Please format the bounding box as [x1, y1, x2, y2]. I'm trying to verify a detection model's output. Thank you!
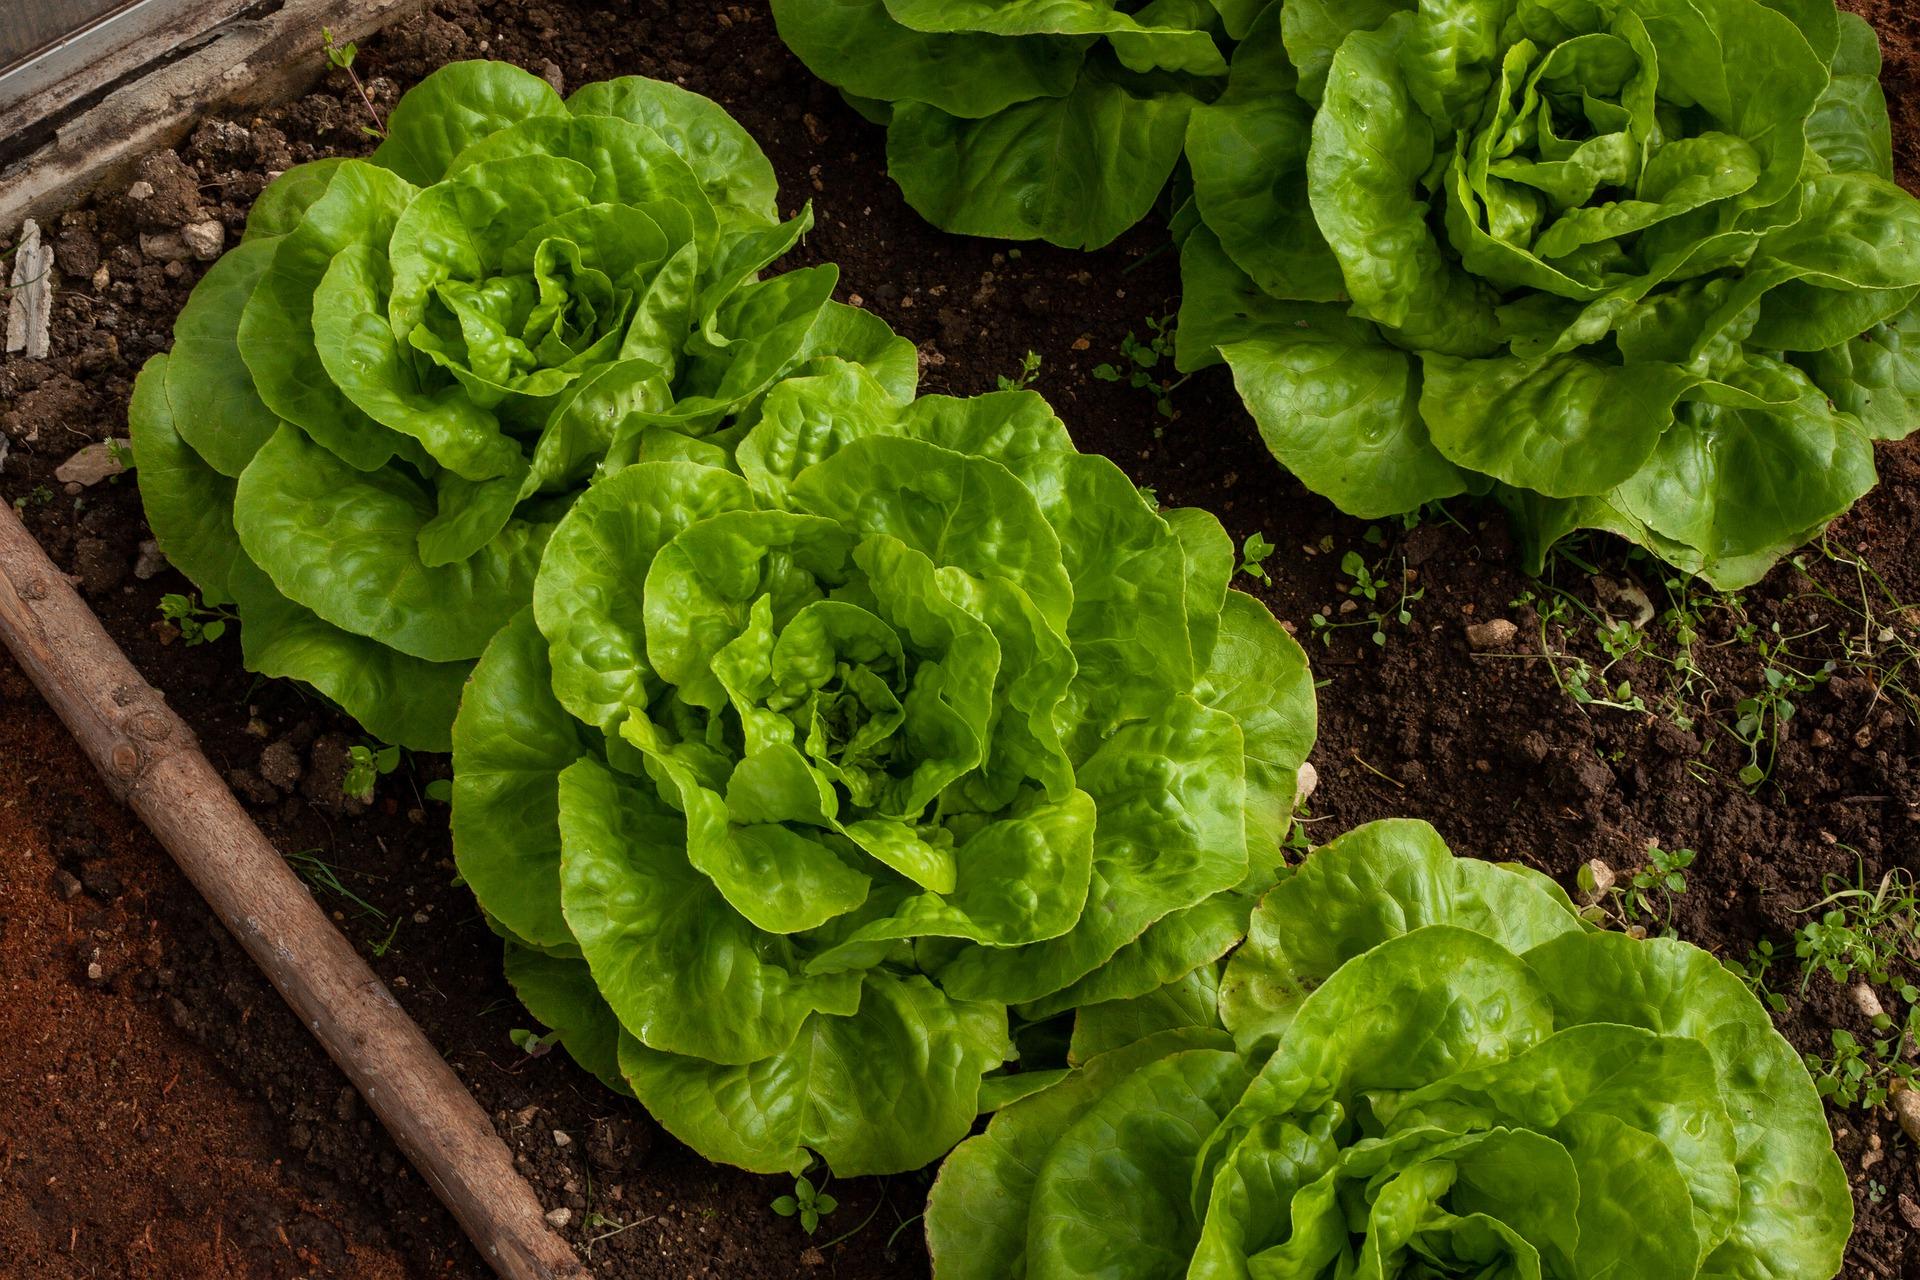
[1179, 0, 1920, 587]
[130, 61, 912, 749]
[770, 0, 1234, 248]
[452, 359, 1317, 1174]
[927, 818, 1851, 1278]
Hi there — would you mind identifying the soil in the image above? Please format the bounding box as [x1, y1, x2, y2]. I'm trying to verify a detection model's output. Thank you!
[1, 0, 1918, 1276]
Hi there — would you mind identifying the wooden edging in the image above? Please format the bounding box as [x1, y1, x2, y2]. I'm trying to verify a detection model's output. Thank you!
[0, 0, 261, 152]
[0, 500, 586, 1280]
[0, 0, 432, 231]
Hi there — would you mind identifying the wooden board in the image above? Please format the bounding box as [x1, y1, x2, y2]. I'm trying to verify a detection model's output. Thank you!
[2, 0, 135, 71]
[0, 0, 427, 230]
[1, 0, 261, 152]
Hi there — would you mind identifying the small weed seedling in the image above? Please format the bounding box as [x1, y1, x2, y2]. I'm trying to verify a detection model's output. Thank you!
[1624, 844, 1693, 936]
[12, 483, 54, 514]
[1502, 542, 1765, 735]
[772, 1173, 838, 1235]
[1730, 625, 1833, 788]
[997, 350, 1042, 392]
[1765, 863, 1920, 1110]
[1311, 541, 1423, 648]
[158, 592, 236, 646]
[1281, 793, 1325, 859]
[509, 1026, 563, 1058]
[1579, 844, 1693, 938]
[1508, 584, 1651, 716]
[322, 28, 387, 138]
[369, 916, 401, 958]
[1806, 1023, 1919, 1109]
[1238, 532, 1276, 585]
[103, 439, 135, 479]
[343, 742, 401, 802]
[1732, 939, 1790, 1014]
[1792, 866, 1920, 992]
[1092, 314, 1189, 420]
[581, 1207, 648, 1259]
[1791, 537, 1920, 730]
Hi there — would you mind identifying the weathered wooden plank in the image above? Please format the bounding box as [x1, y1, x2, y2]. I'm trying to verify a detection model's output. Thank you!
[1, 0, 130, 71]
[0, 0, 262, 149]
[0, 0, 429, 230]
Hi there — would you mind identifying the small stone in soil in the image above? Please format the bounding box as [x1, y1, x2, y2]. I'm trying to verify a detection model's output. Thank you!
[1465, 618, 1518, 650]
[180, 219, 225, 261]
[52, 869, 83, 901]
[544, 1207, 571, 1228]
[137, 231, 191, 263]
[133, 540, 167, 580]
[53, 440, 131, 486]
[1295, 761, 1319, 804]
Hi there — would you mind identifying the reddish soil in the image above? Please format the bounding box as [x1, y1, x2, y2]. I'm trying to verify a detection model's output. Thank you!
[1, 0, 1918, 1276]
[0, 679, 417, 1280]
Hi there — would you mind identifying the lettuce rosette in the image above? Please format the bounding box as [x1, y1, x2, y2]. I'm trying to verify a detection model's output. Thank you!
[928, 819, 1851, 1278]
[1178, 0, 1920, 587]
[130, 61, 912, 749]
[771, 0, 1233, 249]
[452, 359, 1317, 1174]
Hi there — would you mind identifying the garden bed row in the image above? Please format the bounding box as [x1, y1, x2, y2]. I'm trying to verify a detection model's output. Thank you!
[2, 0, 1918, 1275]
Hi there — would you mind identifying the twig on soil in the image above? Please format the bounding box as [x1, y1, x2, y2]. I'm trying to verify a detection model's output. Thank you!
[1347, 751, 1405, 790]
[581, 1213, 654, 1259]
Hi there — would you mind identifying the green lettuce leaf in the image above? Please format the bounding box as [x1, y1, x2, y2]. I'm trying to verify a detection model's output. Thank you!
[136, 62, 870, 749]
[927, 819, 1851, 1279]
[1178, 0, 1920, 583]
[774, 0, 1228, 247]
[451, 368, 1316, 1178]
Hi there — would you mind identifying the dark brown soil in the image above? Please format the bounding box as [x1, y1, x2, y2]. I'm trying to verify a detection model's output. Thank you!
[1, 0, 1918, 1276]
[1852, 0, 1920, 191]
